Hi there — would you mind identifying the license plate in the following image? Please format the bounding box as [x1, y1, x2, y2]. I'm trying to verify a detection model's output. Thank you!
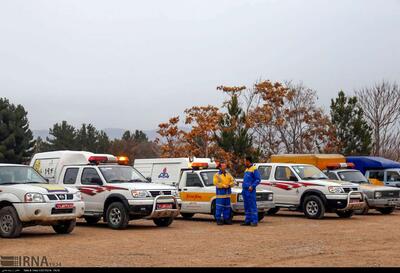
[157, 203, 173, 209]
[349, 199, 360, 203]
[55, 203, 74, 209]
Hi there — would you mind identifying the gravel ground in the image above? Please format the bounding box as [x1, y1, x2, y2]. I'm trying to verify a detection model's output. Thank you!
[2, 210, 400, 267]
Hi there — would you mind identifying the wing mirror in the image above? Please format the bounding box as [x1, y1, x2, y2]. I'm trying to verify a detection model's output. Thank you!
[146, 177, 152, 182]
[289, 176, 298, 182]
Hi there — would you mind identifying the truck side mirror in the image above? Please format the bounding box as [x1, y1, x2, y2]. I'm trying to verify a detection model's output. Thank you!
[90, 177, 103, 185]
[146, 177, 152, 182]
[289, 176, 298, 182]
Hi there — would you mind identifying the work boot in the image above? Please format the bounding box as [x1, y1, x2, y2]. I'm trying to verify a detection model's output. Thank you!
[241, 222, 251, 226]
[224, 219, 232, 225]
[250, 222, 258, 227]
[216, 220, 224, 225]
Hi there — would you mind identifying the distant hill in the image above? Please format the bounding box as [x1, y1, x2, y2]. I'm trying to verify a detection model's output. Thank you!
[32, 128, 159, 141]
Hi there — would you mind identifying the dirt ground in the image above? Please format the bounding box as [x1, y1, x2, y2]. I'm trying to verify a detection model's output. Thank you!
[2, 210, 400, 267]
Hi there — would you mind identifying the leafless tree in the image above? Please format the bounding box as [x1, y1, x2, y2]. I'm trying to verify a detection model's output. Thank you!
[356, 80, 400, 157]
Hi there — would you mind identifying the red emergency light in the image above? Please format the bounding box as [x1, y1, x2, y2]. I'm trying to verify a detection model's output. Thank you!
[326, 163, 355, 170]
[190, 162, 209, 169]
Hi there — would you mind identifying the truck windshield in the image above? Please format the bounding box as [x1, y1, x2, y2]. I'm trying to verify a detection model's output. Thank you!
[337, 171, 369, 184]
[292, 165, 328, 180]
[0, 166, 47, 185]
[200, 171, 220, 187]
[99, 166, 148, 183]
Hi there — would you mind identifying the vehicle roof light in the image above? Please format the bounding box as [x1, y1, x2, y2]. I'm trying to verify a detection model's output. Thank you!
[326, 163, 355, 170]
[88, 155, 117, 165]
[117, 156, 130, 165]
[189, 162, 209, 169]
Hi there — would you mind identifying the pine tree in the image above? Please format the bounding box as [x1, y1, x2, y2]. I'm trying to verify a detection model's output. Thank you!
[330, 91, 372, 155]
[46, 121, 77, 150]
[0, 98, 35, 163]
[215, 93, 253, 176]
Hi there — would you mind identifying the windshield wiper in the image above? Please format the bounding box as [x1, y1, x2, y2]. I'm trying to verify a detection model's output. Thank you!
[303, 177, 327, 180]
[129, 179, 149, 183]
[26, 181, 44, 184]
[108, 179, 131, 183]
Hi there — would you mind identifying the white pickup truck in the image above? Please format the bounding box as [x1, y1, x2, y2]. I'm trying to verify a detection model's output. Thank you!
[30, 151, 180, 229]
[0, 164, 84, 238]
[246, 163, 366, 219]
[134, 158, 275, 221]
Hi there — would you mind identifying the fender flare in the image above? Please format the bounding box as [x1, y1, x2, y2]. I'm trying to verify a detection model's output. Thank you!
[103, 193, 130, 216]
[300, 189, 327, 208]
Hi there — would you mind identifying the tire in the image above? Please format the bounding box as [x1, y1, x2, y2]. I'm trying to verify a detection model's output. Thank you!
[303, 195, 325, 219]
[106, 202, 129, 229]
[153, 217, 174, 227]
[355, 205, 369, 215]
[258, 212, 265, 222]
[52, 220, 76, 234]
[0, 206, 23, 238]
[336, 210, 354, 218]
[84, 216, 102, 225]
[180, 213, 195, 219]
[377, 207, 396, 215]
[266, 207, 280, 216]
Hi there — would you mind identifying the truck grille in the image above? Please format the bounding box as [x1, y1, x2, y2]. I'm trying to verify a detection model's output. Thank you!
[149, 191, 172, 197]
[343, 187, 358, 193]
[47, 194, 74, 201]
[381, 191, 400, 198]
[51, 208, 74, 214]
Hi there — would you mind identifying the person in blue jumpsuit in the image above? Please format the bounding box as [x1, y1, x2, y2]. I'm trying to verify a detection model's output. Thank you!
[241, 156, 261, 227]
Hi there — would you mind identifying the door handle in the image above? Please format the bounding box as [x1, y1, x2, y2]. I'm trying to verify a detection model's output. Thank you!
[183, 188, 188, 191]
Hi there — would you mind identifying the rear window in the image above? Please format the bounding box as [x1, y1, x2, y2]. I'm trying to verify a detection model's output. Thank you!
[63, 168, 79, 184]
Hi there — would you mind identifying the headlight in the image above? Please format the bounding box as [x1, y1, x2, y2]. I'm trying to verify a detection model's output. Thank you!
[131, 190, 150, 198]
[375, 191, 382, 199]
[238, 194, 244, 202]
[328, 186, 345, 194]
[268, 193, 273, 201]
[75, 191, 82, 201]
[171, 190, 179, 197]
[24, 193, 45, 203]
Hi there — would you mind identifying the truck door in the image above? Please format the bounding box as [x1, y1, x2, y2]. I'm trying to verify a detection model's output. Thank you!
[78, 167, 106, 213]
[271, 166, 300, 205]
[178, 172, 210, 213]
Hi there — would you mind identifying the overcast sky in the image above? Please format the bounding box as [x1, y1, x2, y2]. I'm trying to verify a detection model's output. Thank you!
[0, 0, 399, 131]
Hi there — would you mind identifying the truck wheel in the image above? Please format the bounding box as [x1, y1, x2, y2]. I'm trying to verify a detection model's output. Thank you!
[84, 216, 102, 225]
[336, 210, 354, 218]
[355, 205, 369, 215]
[266, 207, 280, 216]
[52, 220, 76, 234]
[0, 206, 23, 238]
[106, 202, 129, 229]
[180, 213, 195, 219]
[303, 195, 325, 219]
[153, 217, 174, 227]
[258, 212, 265, 222]
[377, 207, 396, 215]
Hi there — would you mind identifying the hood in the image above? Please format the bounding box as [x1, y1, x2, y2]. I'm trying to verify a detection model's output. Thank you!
[302, 179, 358, 187]
[360, 184, 400, 191]
[4, 183, 77, 194]
[108, 182, 176, 191]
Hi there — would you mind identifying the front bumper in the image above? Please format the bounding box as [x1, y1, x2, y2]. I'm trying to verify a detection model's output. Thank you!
[128, 196, 180, 219]
[367, 198, 400, 208]
[326, 191, 365, 211]
[231, 201, 275, 213]
[14, 201, 85, 223]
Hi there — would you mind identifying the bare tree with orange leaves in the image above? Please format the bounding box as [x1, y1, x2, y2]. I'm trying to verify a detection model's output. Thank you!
[155, 117, 187, 157]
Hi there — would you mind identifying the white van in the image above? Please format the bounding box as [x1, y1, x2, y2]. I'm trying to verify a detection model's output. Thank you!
[30, 151, 180, 229]
[134, 158, 275, 221]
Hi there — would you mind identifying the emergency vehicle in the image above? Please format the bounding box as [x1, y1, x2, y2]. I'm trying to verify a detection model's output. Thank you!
[249, 159, 365, 219]
[0, 164, 84, 238]
[30, 151, 180, 229]
[270, 154, 400, 215]
[134, 158, 275, 221]
[346, 156, 400, 188]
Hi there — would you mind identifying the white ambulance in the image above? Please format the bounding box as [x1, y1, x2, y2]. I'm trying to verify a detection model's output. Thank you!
[134, 157, 275, 221]
[0, 164, 84, 238]
[30, 151, 180, 229]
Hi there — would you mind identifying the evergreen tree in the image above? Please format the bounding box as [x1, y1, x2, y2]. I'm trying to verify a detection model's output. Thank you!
[46, 121, 77, 150]
[0, 98, 35, 163]
[215, 93, 253, 176]
[330, 91, 372, 155]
